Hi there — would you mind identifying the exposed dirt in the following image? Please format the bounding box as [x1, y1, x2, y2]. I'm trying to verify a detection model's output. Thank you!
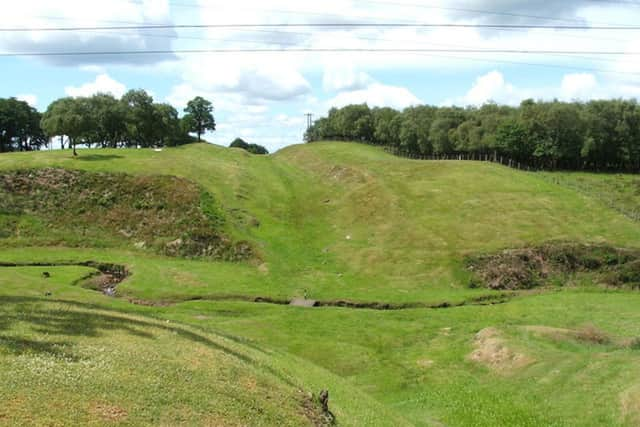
[524, 324, 621, 347]
[74, 263, 129, 296]
[466, 242, 640, 290]
[469, 327, 534, 373]
[89, 402, 128, 422]
[298, 390, 335, 427]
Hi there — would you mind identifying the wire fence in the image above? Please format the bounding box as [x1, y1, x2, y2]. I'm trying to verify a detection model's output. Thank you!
[384, 146, 640, 223]
[384, 146, 536, 171]
[538, 175, 640, 223]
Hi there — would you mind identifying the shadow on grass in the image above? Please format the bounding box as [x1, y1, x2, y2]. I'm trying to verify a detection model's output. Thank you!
[0, 336, 78, 360]
[0, 296, 294, 385]
[75, 154, 124, 162]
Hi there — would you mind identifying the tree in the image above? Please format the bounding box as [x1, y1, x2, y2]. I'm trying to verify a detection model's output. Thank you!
[229, 138, 268, 155]
[86, 93, 127, 148]
[398, 106, 435, 155]
[230, 137, 249, 149]
[184, 96, 216, 142]
[0, 98, 45, 152]
[495, 118, 532, 162]
[153, 103, 186, 147]
[246, 143, 269, 155]
[430, 107, 466, 155]
[41, 97, 89, 156]
[372, 107, 400, 146]
[334, 104, 373, 142]
[121, 89, 158, 147]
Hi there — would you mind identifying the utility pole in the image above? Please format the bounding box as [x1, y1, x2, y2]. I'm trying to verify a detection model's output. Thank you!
[305, 113, 313, 132]
[304, 113, 313, 142]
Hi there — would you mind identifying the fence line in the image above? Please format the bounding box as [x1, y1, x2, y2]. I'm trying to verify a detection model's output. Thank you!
[383, 147, 535, 172]
[538, 175, 640, 223]
[383, 146, 640, 223]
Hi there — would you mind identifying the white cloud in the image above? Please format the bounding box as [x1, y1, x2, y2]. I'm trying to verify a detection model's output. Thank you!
[452, 71, 523, 106]
[446, 0, 587, 25]
[16, 94, 38, 107]
[166, 83, 270, 114]
[275, 114, 305, 127]
[328, 83, 421, 110]
[447, 70, 637, 107]
[323, 64, 374, 92]
[177, 54, 311, 102]
[65, 74, 127, 98]
[560, 73, 598, 101]
[0, 0, 176, 65]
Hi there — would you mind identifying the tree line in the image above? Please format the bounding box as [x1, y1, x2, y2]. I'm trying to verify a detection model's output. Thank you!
[305, 100, 640, 171]
[0, 91, 216, 154]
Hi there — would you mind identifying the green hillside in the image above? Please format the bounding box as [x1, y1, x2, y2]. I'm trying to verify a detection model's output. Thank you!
[2, 142, 640, 426]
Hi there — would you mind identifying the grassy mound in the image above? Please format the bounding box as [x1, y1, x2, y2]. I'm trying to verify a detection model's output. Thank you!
[0, 298, 332, 426]
[0, 168, 252, 260]
[3, 143, 640, 426]
[467, 242, 640, 290]
[0, 265, 408, 426]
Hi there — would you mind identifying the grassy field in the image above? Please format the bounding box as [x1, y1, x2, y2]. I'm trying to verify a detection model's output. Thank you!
[1, 142, 640, 425]
[539, 171, 640, 221]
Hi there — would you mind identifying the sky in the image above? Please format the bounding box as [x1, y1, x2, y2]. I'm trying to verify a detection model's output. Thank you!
[1, 0, 640, 152]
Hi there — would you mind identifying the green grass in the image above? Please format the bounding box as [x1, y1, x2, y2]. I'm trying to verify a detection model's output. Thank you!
[161, 291, 640, 427]
[0, 267, 403, 426]
[539, 171, 640, 221]
[2, 142, 640, 425]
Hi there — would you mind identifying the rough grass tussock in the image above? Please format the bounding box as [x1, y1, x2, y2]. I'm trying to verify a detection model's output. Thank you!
[0, 168, 253, 261]
[469, 327, 533, 373]
[467, 242, 640, 290]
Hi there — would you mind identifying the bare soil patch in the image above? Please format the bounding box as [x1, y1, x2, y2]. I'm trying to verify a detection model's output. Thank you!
[298, 390, 335, 427]
[524, 324, 617, 347]
[467, 242, 640, 290]
[469, 327, 534, 373]
[89, 402, 128, 422]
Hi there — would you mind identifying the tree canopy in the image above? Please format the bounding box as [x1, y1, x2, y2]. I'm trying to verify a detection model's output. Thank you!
[1, 92, 223, 154]
[0, 98, 45, 152]
[184, 96, 216, 142]
[306, 100, 640, 171]
[229, 137, 269, 155]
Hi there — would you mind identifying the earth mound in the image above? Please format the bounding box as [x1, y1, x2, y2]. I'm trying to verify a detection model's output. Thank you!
[0, 168, 253, 261]
[466, 242, 640, 290]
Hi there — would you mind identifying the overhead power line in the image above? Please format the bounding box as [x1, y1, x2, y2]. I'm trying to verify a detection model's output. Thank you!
[2, 23, 640, 32]
[30, 27, 638, 77]
[2, 48, 639, 57]
[131, 0, 640, 26]
[361, 0, 595, 24]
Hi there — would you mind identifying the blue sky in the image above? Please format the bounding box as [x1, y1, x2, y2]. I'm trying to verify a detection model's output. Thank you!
[2, 0, 640, 152]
